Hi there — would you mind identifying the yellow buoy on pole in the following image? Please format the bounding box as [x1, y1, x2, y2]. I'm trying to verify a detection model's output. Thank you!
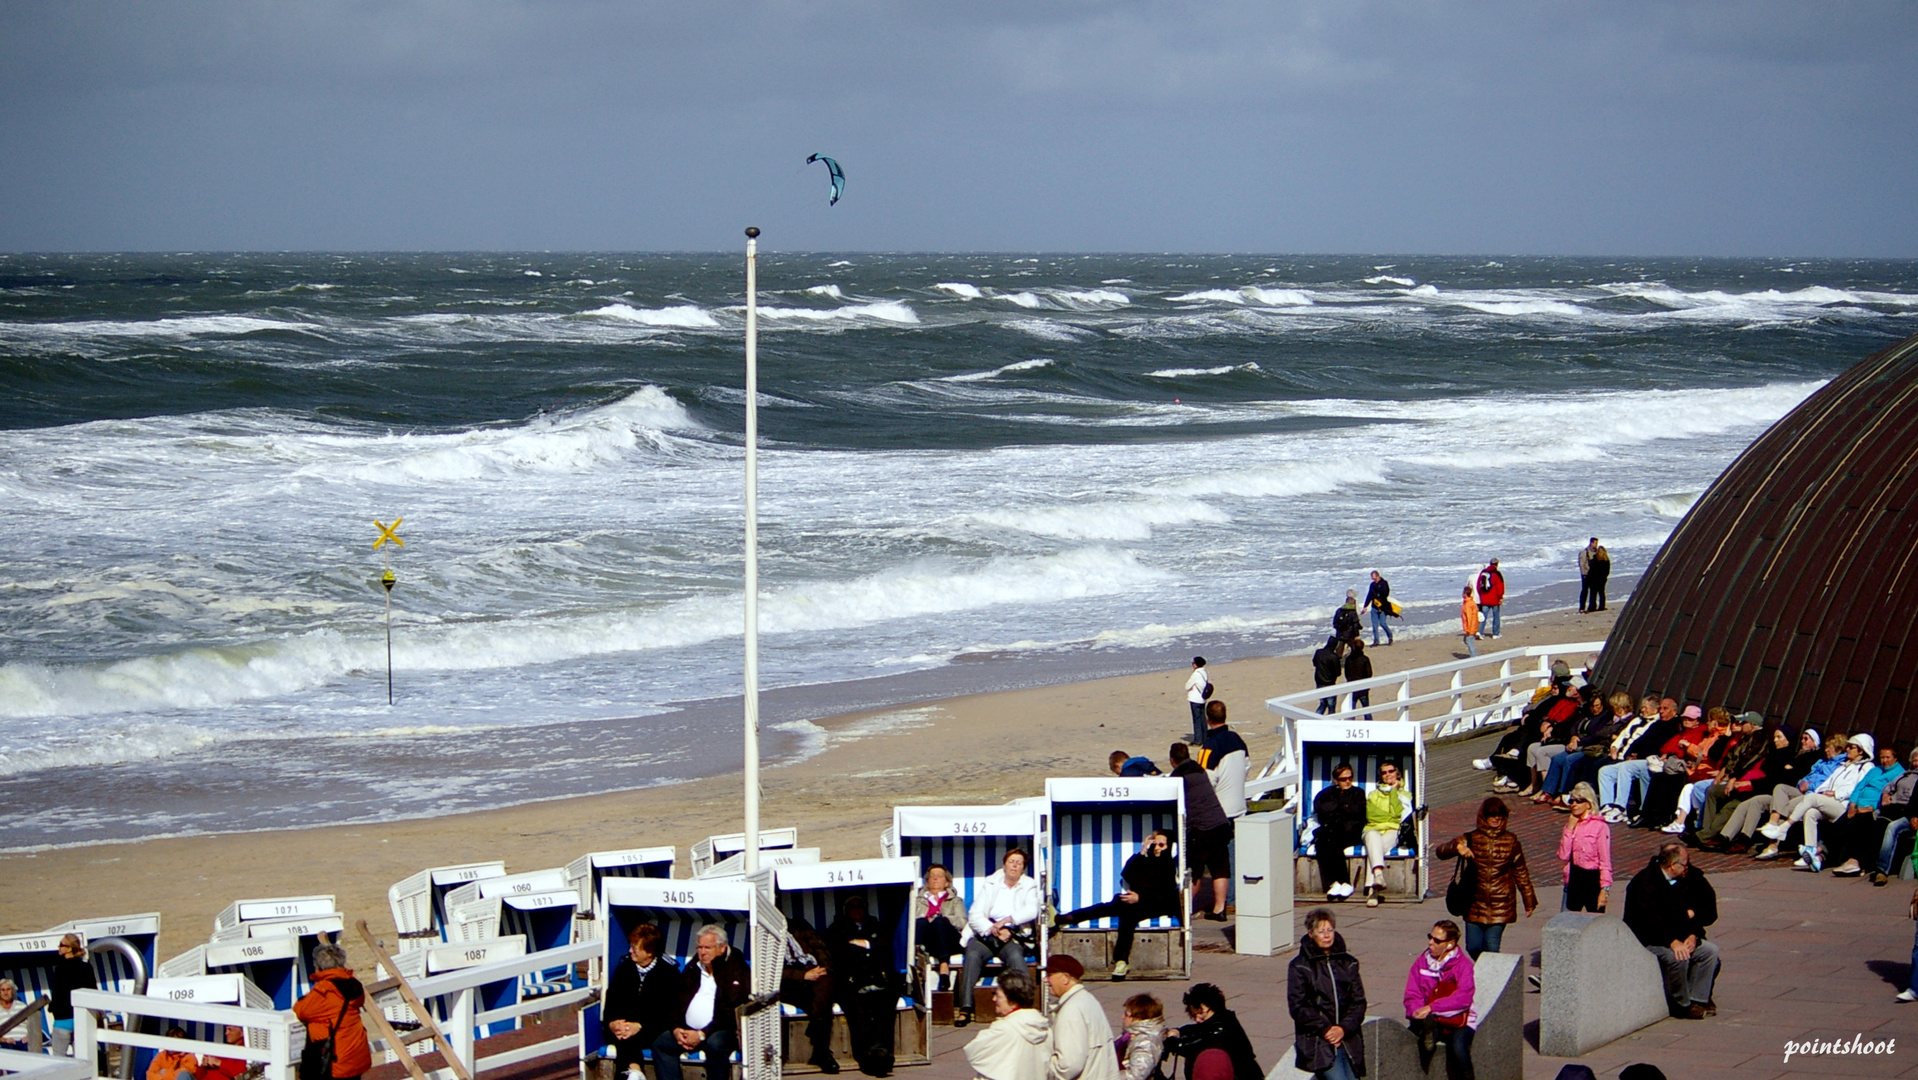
[374, 518, 404, 705]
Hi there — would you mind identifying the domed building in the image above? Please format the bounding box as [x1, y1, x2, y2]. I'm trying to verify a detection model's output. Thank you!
[1592, 329, 1918, 747]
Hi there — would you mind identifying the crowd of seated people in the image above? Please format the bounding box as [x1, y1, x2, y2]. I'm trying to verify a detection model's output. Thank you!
[1477, 676, 1918, 885]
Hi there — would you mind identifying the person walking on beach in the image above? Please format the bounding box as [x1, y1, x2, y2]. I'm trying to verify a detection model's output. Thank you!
[1364, 571, 1394, 646]
[1586, 542, 1611, 612]
[1342, 641, 1374, 722]
[1332, 592, 1362, 643]
[1312, 636, 1344, 715]
[1459, 587, 1480, 658]
[1287, 909, 1366, 1080]
[1578, 539, 1599, 613]
[1184, 658, 1211, 745]
[294, 942, 369, 1080]
[1475, 560, 1505, 638]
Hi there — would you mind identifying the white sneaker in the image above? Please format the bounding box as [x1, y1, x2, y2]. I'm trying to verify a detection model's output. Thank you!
[1661, 819, 1687, 834]
[1602, 807, 1625, 824]
[1472, 758, 1494, 771]
[1895, 989, 1917, 1003]
[1758, 821, 1788, 841]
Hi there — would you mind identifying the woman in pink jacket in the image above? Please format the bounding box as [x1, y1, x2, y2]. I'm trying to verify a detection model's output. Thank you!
[1558, 782, 1613, 912]
[1402, 920, 1476, 1080]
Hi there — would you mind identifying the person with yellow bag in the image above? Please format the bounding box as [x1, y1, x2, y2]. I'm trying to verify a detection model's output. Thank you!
[1363, 571, 1397, 647]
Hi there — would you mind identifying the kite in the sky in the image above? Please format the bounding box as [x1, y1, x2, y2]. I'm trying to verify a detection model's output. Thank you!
[807, 153, 845, 205]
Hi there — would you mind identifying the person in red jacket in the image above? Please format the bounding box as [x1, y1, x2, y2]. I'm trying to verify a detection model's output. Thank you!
[198, 1026, 252, 1080]
[1475, 560, 1506, 639]
[293, 944, 370, 1080]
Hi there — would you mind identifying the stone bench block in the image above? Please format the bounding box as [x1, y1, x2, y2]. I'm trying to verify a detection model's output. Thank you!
[1538, 912, 1669, 1057]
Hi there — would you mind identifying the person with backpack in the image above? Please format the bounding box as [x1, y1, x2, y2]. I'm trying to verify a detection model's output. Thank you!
[294, 943, 369, 1080]
[1332, 592, 1362, 643]
[1475, 560, 1505, 639]
[1363, 572, 1394, 646]
[1183, 658, 1211, 745]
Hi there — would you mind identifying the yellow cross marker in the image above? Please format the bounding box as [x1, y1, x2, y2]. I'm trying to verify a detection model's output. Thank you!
[374, 518, 405, 549]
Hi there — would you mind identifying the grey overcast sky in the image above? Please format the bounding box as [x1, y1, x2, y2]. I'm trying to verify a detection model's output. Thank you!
[3, 1, 1915, 255]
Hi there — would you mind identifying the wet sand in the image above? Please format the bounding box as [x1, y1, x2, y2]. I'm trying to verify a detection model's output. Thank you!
[0, 606, 1615, 964]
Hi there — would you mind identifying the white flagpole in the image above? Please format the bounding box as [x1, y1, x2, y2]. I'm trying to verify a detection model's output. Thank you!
[743, 226, 761, 876]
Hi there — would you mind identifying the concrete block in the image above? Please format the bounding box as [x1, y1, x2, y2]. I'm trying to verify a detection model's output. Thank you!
[1351, 950, 1522, 1080]
[1537, 913, 1669, 1057]
[1237, 811, 1294, 956]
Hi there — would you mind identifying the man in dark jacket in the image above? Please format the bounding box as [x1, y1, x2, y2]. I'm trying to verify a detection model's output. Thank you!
[604, 924, 683, 1079]
[656, 925, 754, 1080]
[1286, 909, 1366, 1078]
[827, 897, 897, 1077]
[1170, 743, 1232, 922]
[1173, 982, 1261, 1080]
[1311, 764, 1367, 901]
[1622, 843, 1720, 1019]
[1312, 636, 1344, 715]
[1363, 571, 1393, 647]
[780, 918, 838, 1073]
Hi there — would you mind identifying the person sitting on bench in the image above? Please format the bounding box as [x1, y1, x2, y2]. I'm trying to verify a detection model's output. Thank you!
[1052, 831, 1182, 981]
[955, 849, 1040, 1028]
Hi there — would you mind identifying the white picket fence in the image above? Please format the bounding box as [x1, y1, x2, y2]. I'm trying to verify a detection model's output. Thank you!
[1249, 640, 1604, 806]
[69, 991, 302, 1080]
[0, 1049, 94, 1080]
[65, 939, 600, 1080]
[380, 939, 599, 1080]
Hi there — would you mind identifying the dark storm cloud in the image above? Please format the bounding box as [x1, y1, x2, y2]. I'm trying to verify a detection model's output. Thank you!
[1, 1, 1913, 254]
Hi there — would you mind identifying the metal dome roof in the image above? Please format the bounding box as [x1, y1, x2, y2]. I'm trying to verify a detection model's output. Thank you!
[1592, 329, 1918, 746]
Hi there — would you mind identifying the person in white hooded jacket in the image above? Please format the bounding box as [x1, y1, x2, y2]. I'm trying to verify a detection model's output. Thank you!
[956, 848, 1042, 1026]
[964, 972, 1050, 1080]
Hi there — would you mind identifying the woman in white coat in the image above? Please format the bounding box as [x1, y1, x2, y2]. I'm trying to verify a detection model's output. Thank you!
[956, 848, 1041, 1026]
[964, 973, 1050, 1080]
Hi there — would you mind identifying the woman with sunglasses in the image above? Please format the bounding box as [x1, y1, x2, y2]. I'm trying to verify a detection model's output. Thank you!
[1402, 921, 1477, 1080]
[1052, 832, 1181, 981]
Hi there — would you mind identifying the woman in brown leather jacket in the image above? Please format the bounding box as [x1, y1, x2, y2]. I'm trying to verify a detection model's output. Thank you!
[1438, 798, 1537, 958]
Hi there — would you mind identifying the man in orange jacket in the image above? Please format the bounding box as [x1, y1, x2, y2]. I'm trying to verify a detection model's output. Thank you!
[293, 944, 370, 1080]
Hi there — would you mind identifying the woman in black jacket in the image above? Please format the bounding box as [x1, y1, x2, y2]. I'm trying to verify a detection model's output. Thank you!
[603, 923, 682, 1079]
[1172, 982, 1262, 1080]
[1287, 910, 1366, 1079]
[1312, 765, 1368, 901]
[1053, 831, 1181, 977]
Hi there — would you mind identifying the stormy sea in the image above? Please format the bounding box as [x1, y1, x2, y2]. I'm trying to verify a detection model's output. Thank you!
[2, 252, 1912, 846]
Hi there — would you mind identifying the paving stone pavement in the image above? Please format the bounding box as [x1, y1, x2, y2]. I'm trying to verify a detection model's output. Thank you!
[910, 753, 1918, 1080]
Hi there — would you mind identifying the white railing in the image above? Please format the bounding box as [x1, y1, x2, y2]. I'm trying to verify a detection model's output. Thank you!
[1249, 641, 1604, 805]
[0, 1049, 94, 1080]
[376, 939, 599, 1080]
[70, 991, 301, 1080]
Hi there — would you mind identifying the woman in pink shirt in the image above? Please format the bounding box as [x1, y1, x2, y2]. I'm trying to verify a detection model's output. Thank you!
[1558, 782, 1612, 912]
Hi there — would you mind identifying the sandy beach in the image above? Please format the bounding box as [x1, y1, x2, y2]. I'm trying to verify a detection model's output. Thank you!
[0, 605, 1614, 963]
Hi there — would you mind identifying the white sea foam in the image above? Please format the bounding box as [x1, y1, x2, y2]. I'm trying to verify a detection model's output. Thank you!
[0, 547, 1166, 726]
[1145, 363, 1262, 378]
[771, 707, 941, 765]
[939, 358, 1055, 382]
[0, 315, 317, 341]
[285, 385, 706, 484]
[971, 498, 1229, 541]
[579, 303, 718, 328]
[805, 284, 844, 298]
[1168, 287, 1313, 306]
[1004, 319, 1093, 342]
[1364, 275, 1416, 287]
[933, 282, 983, 299]
[756, 301, 919, 324]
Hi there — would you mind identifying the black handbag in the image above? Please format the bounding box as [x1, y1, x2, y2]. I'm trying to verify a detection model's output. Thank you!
[1444, 855, 1475, 918]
